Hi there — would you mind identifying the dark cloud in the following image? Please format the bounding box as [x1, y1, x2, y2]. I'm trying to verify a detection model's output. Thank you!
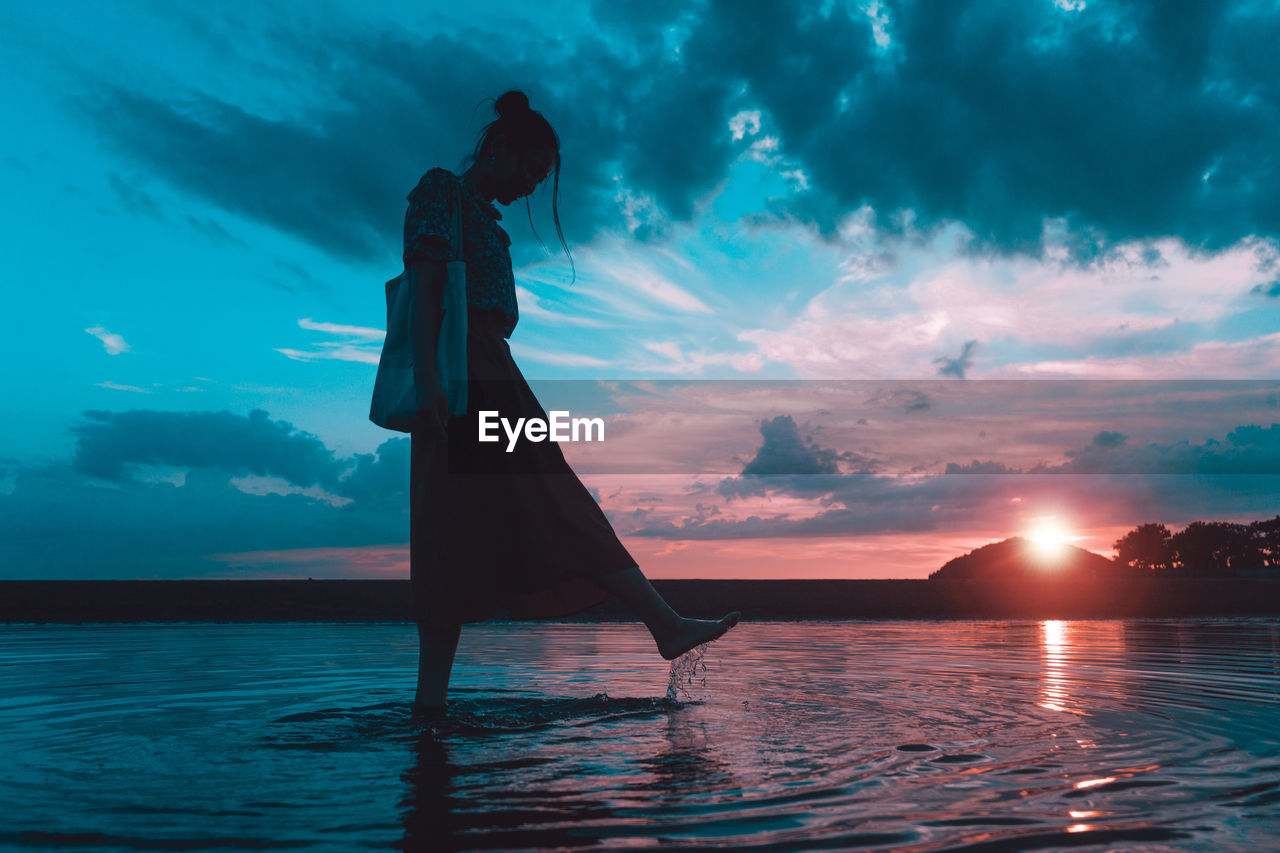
[69, 21, 639, 267]
[19, 401, 1280, 570]
[644, 0, 1280, 256]
[333, 436, 409, 509]
[644, 468, 1011, 539]
[1090, 430, 1128, 449]
[71, 408, 343, 487]
[75, 81, 403, 263]
[3, 412, 417, 579]
[944, 460, 1015, 475]
[740, 415, 840, 476]
[868, 387, 932, 412]
[933, 340, 978, 378]
[718, 415, 872, 499]
[946, 422, 1280, 476]
[1038, 423, 1280, 475]
[791, 0, 1280, 258]
[68, 1, 1280, 269]
[0, 460, 407, 579]
[640, 413, 1280, 540]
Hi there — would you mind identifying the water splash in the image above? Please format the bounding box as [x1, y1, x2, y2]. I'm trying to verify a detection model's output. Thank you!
[666, 642, 710, 702]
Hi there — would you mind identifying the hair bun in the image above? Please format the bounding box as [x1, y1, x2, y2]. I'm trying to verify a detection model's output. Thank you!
[495, 90, 531, 119]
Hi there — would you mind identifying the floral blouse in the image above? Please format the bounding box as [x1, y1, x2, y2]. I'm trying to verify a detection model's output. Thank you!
[402, 167, 518, 338]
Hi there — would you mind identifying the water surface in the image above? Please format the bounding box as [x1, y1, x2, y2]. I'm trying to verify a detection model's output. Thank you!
[1, 619, 1277, 850]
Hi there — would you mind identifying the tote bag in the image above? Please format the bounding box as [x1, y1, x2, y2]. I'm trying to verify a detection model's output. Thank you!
[369, 176, 469, 432]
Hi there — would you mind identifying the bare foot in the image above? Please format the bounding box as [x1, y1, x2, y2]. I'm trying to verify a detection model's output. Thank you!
[655, 612, 742, 660]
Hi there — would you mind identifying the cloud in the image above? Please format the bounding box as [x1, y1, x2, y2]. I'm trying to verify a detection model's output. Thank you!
[728, 109, 762, 141]
[682, 0, 1280, 258]
[13, 393, 1280, 576]
[1004, 333, 1280, 379]
[1, 413, 417, 578]
[0, 460, 408, 579]
[1089, 430, 1128, 449]
[717, 414, 873, 499]
[869, 387, 931, 412]
[513, 285, 614, 328]
[739, 414, 840, 477]
[68, 0, 1279, 273]
[508, 342, 613, 368]
[934, 340, 977, 378]
[937, 409, 1280, 478]
[86, 326, 131, 355]
[632, 339, 765, 375]
[642, 468, 1001, 540]
[637, 394, 1280, 540]
[1039, 422, 1280, 475]
[296, 318, 382, 339]
[71, 408, 344, 487]
[741, 232, 1277, 378]
[67, 21, 640, 267]
[94, 381, 152, 393]
[275, 318, 384, 364]
[333, 436, 410, 509]
[601, 259, 715, 314]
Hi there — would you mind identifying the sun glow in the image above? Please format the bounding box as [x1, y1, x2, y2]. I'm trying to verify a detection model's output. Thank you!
[1028, 516, 1075, 560]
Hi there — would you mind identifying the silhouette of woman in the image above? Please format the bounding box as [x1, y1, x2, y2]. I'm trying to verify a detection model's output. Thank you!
[405, 90, 740, 716]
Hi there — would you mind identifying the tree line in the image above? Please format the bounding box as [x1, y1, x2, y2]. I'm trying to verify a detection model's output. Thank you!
[1112, 516, 1280, 577]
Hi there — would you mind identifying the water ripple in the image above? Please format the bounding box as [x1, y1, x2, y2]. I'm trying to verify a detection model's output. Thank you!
[0, 619, 1277, 850]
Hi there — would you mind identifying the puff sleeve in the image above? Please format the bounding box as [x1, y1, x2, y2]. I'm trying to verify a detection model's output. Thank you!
[403, 168, 457, 267]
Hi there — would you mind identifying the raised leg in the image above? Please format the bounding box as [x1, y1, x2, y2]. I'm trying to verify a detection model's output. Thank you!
[593, 565, 741, 660]
[592, 565, 683, 637]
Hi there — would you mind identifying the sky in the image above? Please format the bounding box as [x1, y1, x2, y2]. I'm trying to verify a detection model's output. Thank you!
[3, 0, 1280, 579]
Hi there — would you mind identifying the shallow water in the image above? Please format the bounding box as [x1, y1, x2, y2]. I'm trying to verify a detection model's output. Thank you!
[1, 619, 1278, 851]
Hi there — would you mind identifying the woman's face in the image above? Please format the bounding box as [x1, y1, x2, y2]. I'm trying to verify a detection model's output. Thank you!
[494, 146, 555, 204]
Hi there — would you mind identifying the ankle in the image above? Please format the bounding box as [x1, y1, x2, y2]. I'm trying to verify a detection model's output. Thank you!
[648, 613, 685, 639]
[412, 702, 448, 722]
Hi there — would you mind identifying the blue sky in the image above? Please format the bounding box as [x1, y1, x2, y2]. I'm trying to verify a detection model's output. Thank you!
[4, 0, 1280, 578]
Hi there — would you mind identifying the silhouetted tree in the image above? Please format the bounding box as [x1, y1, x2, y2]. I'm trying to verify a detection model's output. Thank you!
[1113, 523, 1173, 575]
[1249, 516, 1280, 568]
[1169, 521, 1259, 577]
[1221, 521, 1264, 573]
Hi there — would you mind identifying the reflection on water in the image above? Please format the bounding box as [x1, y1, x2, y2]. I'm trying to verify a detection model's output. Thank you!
[1039, 619, 1118, 717]
[1, 619, 1278, 851]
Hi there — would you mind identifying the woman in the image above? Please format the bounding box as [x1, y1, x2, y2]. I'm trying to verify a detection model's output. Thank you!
[405, 90, 740, 716]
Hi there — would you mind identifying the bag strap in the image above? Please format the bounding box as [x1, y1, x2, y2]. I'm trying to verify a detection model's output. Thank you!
[450, 175, 464, 262]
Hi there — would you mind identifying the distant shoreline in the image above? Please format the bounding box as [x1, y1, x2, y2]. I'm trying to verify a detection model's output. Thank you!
[3, 579, 1280, 622]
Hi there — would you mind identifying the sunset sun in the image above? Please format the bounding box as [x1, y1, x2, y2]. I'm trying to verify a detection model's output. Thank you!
[1028, 518, 1075, 561]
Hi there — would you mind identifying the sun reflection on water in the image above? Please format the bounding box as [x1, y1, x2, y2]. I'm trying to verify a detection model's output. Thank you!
[1038, 619, 1088, 715]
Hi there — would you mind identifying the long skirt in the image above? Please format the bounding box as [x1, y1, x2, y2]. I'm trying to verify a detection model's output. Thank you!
[409, 306, 637, 626]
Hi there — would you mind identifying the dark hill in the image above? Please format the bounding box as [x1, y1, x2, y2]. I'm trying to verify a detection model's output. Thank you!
[929, 536, 1117, 581]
